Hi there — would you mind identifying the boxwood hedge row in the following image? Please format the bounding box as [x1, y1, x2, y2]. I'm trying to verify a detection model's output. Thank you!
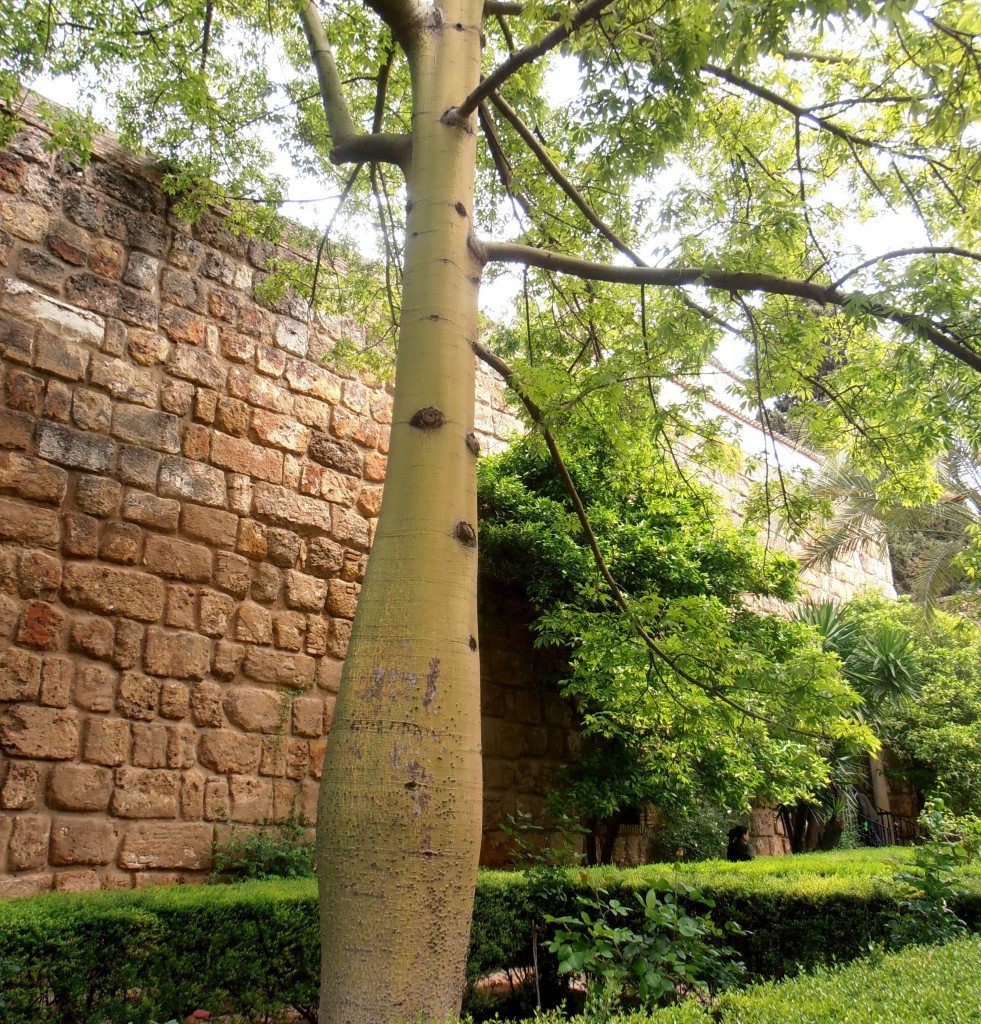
[0, 851, 978, 1023]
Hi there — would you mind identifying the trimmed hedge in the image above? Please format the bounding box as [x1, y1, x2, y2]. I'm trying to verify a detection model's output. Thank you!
[0, 851, 979, 1023]
[636, 933, 981, 1022]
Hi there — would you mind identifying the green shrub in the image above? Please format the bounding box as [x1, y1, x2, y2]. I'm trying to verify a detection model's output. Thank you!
[209, 812, 316, 882]
[1, 850, 980, 1023]
[501, 935, 981, 1023]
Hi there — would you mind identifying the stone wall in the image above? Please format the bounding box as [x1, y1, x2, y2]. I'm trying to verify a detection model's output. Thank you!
[0, 100, 898, 894]
[0, 103, 515, 896]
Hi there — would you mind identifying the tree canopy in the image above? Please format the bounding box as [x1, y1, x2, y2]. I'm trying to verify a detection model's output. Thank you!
[5, 2, 981, 1023]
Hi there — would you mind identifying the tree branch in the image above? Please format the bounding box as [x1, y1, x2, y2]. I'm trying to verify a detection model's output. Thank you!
[449, 0, 615, 123]
[296, 0, 410, 169]
[831, 246, 981, 290]
[489, 90, 644, 265]
[480, 240, 981, 374]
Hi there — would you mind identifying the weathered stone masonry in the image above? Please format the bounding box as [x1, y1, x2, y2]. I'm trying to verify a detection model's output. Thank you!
[0, 103, 519, 897]
[0, 101, 895, 893]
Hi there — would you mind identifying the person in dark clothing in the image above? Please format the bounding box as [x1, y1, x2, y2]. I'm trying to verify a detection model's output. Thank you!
[726, 825, 754, 862]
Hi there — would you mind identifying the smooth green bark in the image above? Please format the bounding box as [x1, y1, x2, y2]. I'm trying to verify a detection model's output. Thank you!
[316, 3, 486, 1022]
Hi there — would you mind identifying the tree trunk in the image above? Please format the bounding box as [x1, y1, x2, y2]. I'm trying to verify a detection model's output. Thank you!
[317, 5, 485, 1023]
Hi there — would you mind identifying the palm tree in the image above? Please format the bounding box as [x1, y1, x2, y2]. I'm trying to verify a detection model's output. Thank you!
[800, 448, 981, 610]
[779, 602, 919, 851]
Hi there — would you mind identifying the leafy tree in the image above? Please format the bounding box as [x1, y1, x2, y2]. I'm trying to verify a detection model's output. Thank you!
[6, 2, 981, 1022]
[479, 428, 870, 863]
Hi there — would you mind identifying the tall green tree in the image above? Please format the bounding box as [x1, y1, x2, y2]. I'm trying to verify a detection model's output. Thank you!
[5, 3, 981, 1023]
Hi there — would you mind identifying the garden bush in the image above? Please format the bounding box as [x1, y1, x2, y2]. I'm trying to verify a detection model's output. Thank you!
[509, 934, 981, 1023]
[1, 850, 980, 1023]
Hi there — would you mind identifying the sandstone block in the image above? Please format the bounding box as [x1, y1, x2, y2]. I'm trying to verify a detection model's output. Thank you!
[357, 485, 384, 518]
[190, 681, 224, 727]
[47, 763, 113, 811]
[64, 272, 157, 327]
[0, 873, 52, 898]
[122, 489, 180, 531]
[161, 378, 194, 415]
[288, 739, 311, 780]
[49, 817, 117, 865]
[242, 647, 315, 690]
[113, 618, 144, 669]
[308, 433, 362, 475]
[284, 570, 328, 612]
[62, 563, 165, 621]
[99, 522, 143, 565]
[39, 655, 73, 707]
[182, 423, 211, 461]
[76, 475, 121, 516]
[123, 251, 159, 291]
[82, 717, 129, 767]
[250, 564, 281, 604]
[0, 279, 104, 345]
[130, 722, 168, 768]
[325, 618, 351, 659]
[158, 456, 227, 508]
[199, 730, 261, 774]
[1, 706, 78, 759]
[212, 640, 244, 681]
[9, 815, 51, 870]
[229, 775, 273, 823]
[16, 598, 64, 647]
[89, 353, 158, 407]
[259, 736, 286, 777]
[144, 534, 212, 583]
[116, 670, 160, 720]
[0, 646, 42, 701]
[213, 551, 250, 598]
[227, 474, 252, 514]
[227, 365, 290, 413]
[331, 506, 371, 550]
[215, 396, 250, 436]
[62, 513, 97, 557]
[252, 410, 310, 454]
[167, 344, 226, 390]
[256, 344, 286, 377]
[305, 619, 329, 657]
[326, 579, 360, 620]
[253, 482, 331, 533]
[0, 493, 59, 544]
[224, 687, 288, 734]
[199, 591, 235, 638]
[0, 407, 34, 448]
[111, 767, 179, 818]
[180, 504, 238, 549]
[36, 420, 114, 472]
[117, 445, 160, 487]
[273, 611, 305, 652]
[111, 405, 181, 455]
[292, 697, 325, 738]
[0, 451, 68, 502]
[316, 657, 343, 694]
[234, 602, 272, 645]
[159, 680, 190, 720]
[118, 822, 213, 870]
[1, 760, 41, 809]
[144, 628, 211, 680]
[203, 775, 230, 820]
[292, 394, 331, 431]
[73, 662, 116, 713]
[35, 332, 90, 382]
[18, 549, 62, 598]
[165, 585, 196, 629]
[71, 390, 112, 438]
[167, 723, 195, 769]
[236, 519, 267, 559]
[284, 358, 341, 404]
[53, 870, 102, 893]
[210, 432, 283, 484]
[304, 537, 344, 578]
[180, 769, 205, 819]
